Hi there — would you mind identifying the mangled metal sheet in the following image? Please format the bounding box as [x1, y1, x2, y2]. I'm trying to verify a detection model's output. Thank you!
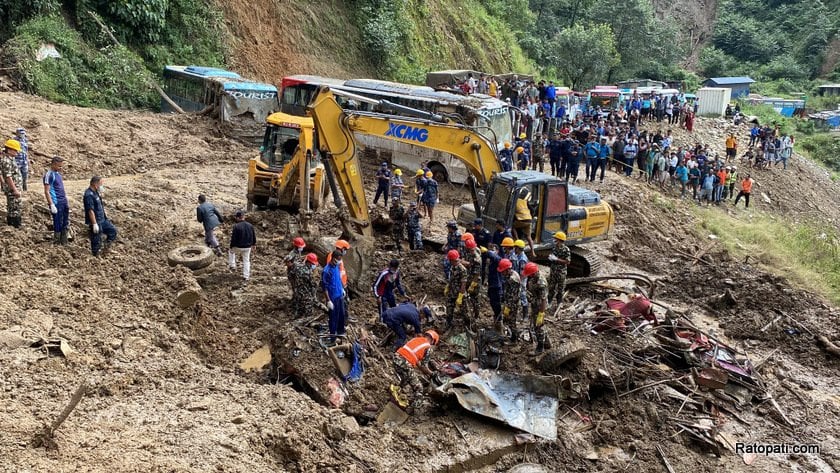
[438, 370, 559, 440]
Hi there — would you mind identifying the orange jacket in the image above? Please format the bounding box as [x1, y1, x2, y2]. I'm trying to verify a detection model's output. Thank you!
[397, 336, 431, 367]
[325, 252, 348, 287]
[717, 169, 727, 184]
[741, 178, 753, 193]
[725, 137, 736, 149]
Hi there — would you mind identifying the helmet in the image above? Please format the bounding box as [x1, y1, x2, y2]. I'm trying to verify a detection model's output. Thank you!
[553, 231, 566, 241]
[394, 169, 402, 176]
[519, 133, 526, 139]
[514, 239, 526, 249]
[447, 249, 460, 261]
[497, 258, 513, 272]
[503, 142, 511, 149]
[522, 262, 539, 277]
[732, 166, 737, 170]
[292, 237, 306, 248]
[425, 171, 433, 178]
[460, 232, 474, 241]
[515, 146, 525, 154]
[446, 220, 457, 229]
[501, 237, 515, 248]
[335, 239, 351, 250]
[416, 169, 424, 177]
[421, 305, 433, 321]
[305, 253, 319, 265]
[4, 139, 21, 153]
[465, 239, 477, 250]
[425, 330, 440, 345]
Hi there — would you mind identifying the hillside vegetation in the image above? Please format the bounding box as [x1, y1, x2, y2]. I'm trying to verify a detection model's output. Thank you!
[0, 0, 838, 108]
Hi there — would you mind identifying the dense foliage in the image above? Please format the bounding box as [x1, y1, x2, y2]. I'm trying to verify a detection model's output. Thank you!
[0, 0, 227, 109]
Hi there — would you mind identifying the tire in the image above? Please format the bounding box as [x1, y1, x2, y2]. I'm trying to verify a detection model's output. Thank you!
[167, 245, 215, 270]
[537, 341, 588, 375]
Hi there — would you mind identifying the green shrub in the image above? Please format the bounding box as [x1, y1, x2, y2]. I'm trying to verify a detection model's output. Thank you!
[4, 15, 156, 108]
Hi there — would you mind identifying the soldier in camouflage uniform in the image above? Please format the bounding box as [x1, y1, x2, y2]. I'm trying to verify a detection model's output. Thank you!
[389, 199, 405, 254]
[462, 238, 482, 327]
[523, 262, 550, 354]
[444, 250, 468, 330]
[290, 253, 320, 319]
[547, 231, 571, 308]
[406, 202, 423, 251]
[499, 258, 521, 342]
[1, 140, 23, 228]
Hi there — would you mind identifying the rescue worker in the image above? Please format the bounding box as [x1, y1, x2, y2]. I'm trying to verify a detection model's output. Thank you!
[284, 237, 307, 296]
[390, 168, 405, 202]
[468, 218, 492, 283]
[523, 262, 550, 354]
[291, 253, 320, 319]
[389, 199, 406, 254]
[414, 169, 426, 214]
[406, 201, 423, 250]
[322, 249, 346, 343]
[373, 162, 391, 206]
[462, 238, 482, 324]
[43, 156, 69, 244]
[444, 249, 468, 330]
[373, 259, 408, 320]
[382, 302, 432, 350]
[326, 239, 351, 320]
[459, 231, 474, 257]
[421, 171, 438, 223]
[1, 139, 23, 228]
[14, 129, 30, 191]
[733, 174, 755, 208]
[442, 220, 462, 278]
[499, 258, 522, 342]
[196, 194, 224, 255]
[547, 231, 571, 308]
[481, 246, 501, 320]
[726, 166, 738, 200]
[499, 141, 514, 172]
[515, 146, 528, 170]
[499, 236, 516, 261]
[512, 239, 530, 315]
[392, 330, 440, 407]
[512, 194, 536, 257]
[83, 176, 118, 256]
[514, 133, 531, 168]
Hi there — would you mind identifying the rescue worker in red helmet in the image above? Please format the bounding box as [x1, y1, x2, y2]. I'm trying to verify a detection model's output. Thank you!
[498, 258, 522, 341]
[393, 330, 440, 407]
[290, 252, 321, 319]
[462, 237, 482, 327]
[444, 249, 468, 330]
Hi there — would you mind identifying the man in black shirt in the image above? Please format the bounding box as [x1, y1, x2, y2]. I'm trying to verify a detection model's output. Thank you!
[228, 210, 256, 283]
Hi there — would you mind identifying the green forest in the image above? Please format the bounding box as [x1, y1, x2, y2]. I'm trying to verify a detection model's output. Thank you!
[1, 0, 839, 107]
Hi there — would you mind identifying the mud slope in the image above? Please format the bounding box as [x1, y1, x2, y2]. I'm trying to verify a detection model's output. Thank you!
[1, 93, 838, 472]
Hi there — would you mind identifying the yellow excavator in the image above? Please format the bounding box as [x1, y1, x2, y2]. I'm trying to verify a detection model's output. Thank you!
[246, 112, 328, 231]
[307, 86, 615, 280]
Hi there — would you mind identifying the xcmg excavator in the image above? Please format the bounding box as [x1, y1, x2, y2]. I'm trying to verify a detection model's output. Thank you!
[306, 86, 615, 288]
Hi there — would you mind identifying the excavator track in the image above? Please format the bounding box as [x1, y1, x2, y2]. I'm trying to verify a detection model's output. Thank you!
[568, 247, 603, 278]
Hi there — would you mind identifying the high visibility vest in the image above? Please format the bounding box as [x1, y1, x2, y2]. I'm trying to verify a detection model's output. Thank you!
[397, 337, 431, 367]
[326, 252, 348, 287]
[741, 178, 753, 193]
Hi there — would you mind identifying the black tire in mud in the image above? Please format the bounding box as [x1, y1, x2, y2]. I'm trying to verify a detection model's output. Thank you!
[537, 341, 588, 375]
[167, 245, 215, 270]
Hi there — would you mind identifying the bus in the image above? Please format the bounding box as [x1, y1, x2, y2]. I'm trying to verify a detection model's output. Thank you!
[279, 75, 513, 183]
[161, 65, 280, 143]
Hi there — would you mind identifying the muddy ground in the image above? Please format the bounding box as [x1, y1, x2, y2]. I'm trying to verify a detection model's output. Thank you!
[0, 92, 838, 472]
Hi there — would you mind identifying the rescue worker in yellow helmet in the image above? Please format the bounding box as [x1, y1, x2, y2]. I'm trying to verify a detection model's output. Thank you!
[1, 139, 23, 227]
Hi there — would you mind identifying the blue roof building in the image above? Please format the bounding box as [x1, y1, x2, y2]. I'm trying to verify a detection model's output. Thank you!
[702, 77, 755, 98]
